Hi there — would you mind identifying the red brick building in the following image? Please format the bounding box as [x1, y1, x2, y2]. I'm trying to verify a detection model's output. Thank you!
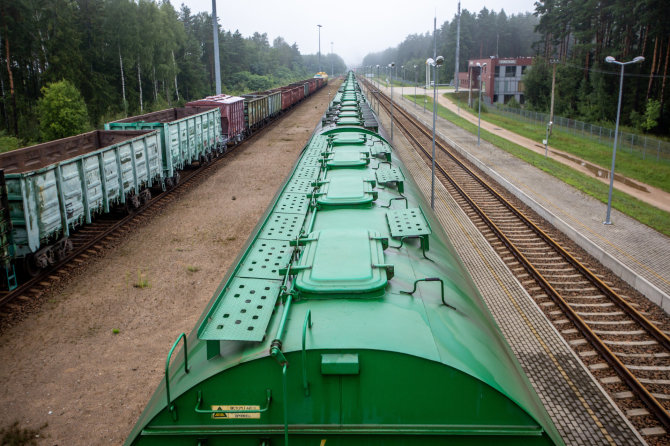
[459, 57, 533, 105]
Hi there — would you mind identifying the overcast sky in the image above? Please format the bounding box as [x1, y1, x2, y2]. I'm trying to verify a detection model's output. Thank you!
[180, 0, 538, 66]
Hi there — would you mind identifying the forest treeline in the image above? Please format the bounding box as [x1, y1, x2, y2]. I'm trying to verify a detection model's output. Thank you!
[362, 2, 669, 135]
[0, 0, 346, 144]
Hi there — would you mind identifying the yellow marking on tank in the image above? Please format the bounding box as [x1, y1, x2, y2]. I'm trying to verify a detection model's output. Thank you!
[320, 440, 327, 446]
[395, 134, 618, 445]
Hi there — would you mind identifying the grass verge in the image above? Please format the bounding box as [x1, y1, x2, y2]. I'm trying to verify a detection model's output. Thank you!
[443, 94, 670, 193]
[404, 94, 670, 237]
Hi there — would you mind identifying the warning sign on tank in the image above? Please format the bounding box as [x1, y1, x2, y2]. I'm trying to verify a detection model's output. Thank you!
[211, 405, 261, 419]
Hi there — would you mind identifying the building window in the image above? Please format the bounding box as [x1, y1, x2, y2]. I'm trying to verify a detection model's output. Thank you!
[521, 66, 528, 75]
[505, 66, 516, 77]
[494, 66, 500, 78]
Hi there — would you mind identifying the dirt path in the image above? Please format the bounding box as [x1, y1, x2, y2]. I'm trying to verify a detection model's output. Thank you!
[0, 80, 341, 445]
[377, 83, 670, 213]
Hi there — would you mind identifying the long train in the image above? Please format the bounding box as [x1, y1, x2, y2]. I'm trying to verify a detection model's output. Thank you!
[123, 72, 564, 445]
[0, 76, 327, 289]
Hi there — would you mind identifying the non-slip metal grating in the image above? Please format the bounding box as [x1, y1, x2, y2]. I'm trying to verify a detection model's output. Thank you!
[386, 208, 431, 238]
[275, 193, 310, 214]
[238, 239, 293, 280]
[375, 167, 405, 193]
[200, 277, 282, 342]
[285, 178, 314, 194]
[293, 165, 321, 179]
[299, 156, 322, 167]
[258, 213, 304, 240]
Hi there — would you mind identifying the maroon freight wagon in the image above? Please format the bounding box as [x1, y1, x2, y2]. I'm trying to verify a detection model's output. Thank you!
[185, 95, 245, 144]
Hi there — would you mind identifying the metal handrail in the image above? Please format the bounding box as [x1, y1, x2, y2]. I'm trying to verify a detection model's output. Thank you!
[165, 333, 190, 421]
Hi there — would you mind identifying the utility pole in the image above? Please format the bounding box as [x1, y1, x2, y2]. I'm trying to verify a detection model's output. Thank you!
[331, 42, 334, 77]
[548, 58, 559, 135]
[431, 14, 437, 209]
[211, 0, 221, 94]
[317, 25, 322, 72]
[454, 1, 461, 92]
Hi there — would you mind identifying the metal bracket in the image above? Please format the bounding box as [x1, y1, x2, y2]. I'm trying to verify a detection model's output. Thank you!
[400, 278, 455, 309]
[372, 263, 395, 280]
[302, 310, 313, 397]
[381, 196, 408, 209]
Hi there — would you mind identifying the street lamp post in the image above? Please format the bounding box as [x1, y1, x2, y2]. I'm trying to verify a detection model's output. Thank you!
[476, 62, 487, 146]
[603, 55, 644, 225]
[317, 24, 322, 72]
[330, 42, 334, 77]
[401, 65, 405, 97]
[389, 62, 395, 140]
[376, 65, 380, 114]
[544, 121, 552, 157]
[427, 56, 444, 209]
[414, 65, 417, 109]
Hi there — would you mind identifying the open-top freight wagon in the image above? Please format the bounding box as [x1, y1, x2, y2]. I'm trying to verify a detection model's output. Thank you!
[105, 106, 223, 188]
[185, 95, 245, 146]
[0, 130, 161, 279]
[0, 76, 326, 289]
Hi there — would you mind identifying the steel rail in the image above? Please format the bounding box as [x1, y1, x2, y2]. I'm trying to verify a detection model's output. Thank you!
[366, 79, 670, 432]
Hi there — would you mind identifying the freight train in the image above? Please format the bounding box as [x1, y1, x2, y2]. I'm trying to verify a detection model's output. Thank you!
[0, 77, 326, 289]
[123, 72, 564, 445]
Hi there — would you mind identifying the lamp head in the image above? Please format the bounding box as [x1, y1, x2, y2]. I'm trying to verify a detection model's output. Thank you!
[413, 65, 417, 69]
[435, 56, 444, 66]
[390, 62, 395, 68]
[426, 58, 434, 66]
[605, 56, 616, 63]
[633, 56, 645, 63]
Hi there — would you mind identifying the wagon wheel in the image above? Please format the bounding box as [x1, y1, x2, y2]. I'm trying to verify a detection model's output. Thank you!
[140, 189, 152, 206]
[20, 255, 40, 278]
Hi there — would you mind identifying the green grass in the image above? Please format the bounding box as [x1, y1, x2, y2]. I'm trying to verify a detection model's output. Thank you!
[405, 94, 670, 237]
[443, 94, 670, 193]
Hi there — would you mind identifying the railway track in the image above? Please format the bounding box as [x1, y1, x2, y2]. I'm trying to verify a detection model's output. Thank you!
[0, 93, 322, 318]
[363, 79, 670, 443]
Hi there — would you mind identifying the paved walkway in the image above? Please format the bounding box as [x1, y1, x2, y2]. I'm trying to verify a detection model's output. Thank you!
[367, 81, 670, 311]
[381, 83, 670, 213]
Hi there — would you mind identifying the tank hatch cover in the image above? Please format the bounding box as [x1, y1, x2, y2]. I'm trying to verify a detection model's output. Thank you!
[338, 111, 361, 119]
[295, 229, 391, 295]
[314, 177, 377, 206]
[386, 207, 432, 250]
[336, 117, 363, 126]
[375, 167, 405, 193]
[200, 277, 282, 342]
[324, 147, 370, 168]
[331, 133, 366, 146]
